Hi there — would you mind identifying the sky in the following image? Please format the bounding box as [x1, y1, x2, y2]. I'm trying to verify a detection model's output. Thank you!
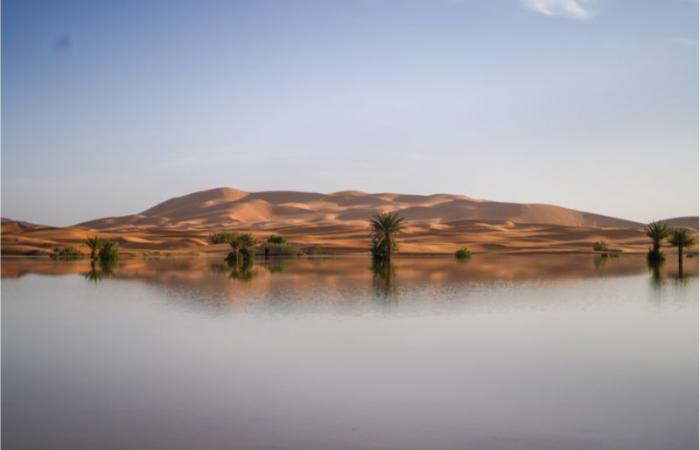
[2, 0, 698, 226]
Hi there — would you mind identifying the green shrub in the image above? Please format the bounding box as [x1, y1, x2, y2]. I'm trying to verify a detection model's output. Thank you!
[306, 244, 327, 256]
[454, 248, 471, 260]
[209, 232, 238, 244]
[593, 241, 609, 252]
[51, 247, 83, 259]
[267, 234, 287, 245]
[266, 242, 302, 257]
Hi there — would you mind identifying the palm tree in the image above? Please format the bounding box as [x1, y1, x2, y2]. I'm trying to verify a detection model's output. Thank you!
[225, 233, 242, 263]
[85, 235, 103, 260]
[369, 212, 405, 262]
[238, 233, 257, 262]
[668, 229, 694, 272]
[98, 240, 119, 262]
[646, 221, 669, 262]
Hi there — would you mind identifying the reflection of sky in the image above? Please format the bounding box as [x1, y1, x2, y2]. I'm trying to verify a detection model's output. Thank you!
[2, 0, 698, 225]
[2, 262, 698, 449]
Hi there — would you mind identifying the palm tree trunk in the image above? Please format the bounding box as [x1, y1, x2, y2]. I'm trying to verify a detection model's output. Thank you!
[385, 233, 392, 262]
[678, 245, 683, 273]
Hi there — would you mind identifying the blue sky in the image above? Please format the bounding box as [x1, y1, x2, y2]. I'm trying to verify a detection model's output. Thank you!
[2, 0, 698, 225]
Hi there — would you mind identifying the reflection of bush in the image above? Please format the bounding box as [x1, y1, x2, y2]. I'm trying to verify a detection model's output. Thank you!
[84, 260, 117, 282]
[264, 257, 301, 273]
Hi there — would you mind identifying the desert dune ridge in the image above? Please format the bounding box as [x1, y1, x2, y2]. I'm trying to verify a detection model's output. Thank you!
[1, 187, 697, 256]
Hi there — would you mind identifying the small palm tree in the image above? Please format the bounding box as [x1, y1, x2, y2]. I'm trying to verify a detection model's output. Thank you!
[369, 212, 405, 262]
[238, 233, 257, 262]
[646, 221, 669, 262]
[225, 233, 242, 263]
[85, 235, 103, 260]
[668, 229, 694, 270]
[97, 240, 119, 262]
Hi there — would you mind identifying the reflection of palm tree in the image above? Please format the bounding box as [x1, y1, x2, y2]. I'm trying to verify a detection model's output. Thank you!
[212, 260, 256, 281]
[84, 259, 117, 283]
[593, 254, 608, 270]
[370, 212, 405, 262]
[668, 229, 694, 277]
[371, 261, 397, 301]
[228, 259, 255, 281]
[647, 257, 664, 288]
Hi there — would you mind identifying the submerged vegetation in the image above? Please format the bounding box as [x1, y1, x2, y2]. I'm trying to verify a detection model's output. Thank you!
[370, 212, 405, 262]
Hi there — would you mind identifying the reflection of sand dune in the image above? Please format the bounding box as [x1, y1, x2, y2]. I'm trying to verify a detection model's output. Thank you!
[3, 254, 697, 281]
[1, 187, 698, 256]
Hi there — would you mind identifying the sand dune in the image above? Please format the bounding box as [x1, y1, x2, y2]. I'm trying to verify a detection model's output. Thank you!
[1, 187, 697, 256]
[77, 187, 642, 230]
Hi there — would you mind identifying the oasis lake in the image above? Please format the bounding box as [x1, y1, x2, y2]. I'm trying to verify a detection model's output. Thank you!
[2, 255, 698, 450]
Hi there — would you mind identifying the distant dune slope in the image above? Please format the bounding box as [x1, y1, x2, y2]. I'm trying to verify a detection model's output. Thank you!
[659, 216, 699, 230]
[76, 187, 642, 230]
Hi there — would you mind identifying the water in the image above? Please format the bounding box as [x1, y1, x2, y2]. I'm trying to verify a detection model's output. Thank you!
[2, 255, 697, 450]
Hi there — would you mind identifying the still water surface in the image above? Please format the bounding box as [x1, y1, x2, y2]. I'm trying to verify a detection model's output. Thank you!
[2, 255, 698, 450]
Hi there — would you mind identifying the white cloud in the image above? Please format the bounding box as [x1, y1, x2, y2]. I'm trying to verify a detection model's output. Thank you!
[525, 0, 595, 20]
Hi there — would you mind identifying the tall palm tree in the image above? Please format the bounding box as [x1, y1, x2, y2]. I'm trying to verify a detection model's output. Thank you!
[668, 229, 694, 271]
[85, 235, 103, 260]
[369, 212, 405, 262]
[646, 221, 669, 262]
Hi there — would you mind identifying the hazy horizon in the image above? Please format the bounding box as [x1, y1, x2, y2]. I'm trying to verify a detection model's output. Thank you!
[2, 0, 698, 226]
